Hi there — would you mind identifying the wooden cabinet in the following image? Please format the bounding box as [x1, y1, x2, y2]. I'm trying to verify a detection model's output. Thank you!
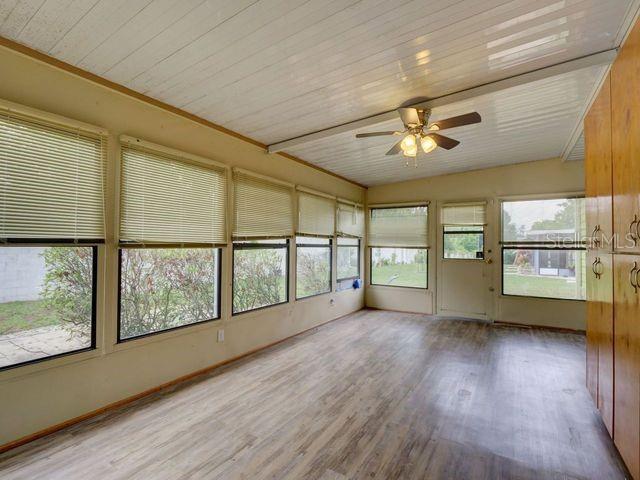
[585, 71, 614, 437]
[585, 73, 612, 251]
[614, 254, 640, 480]
[585, 17, 640, 478]
[586, 251, 614, 434]
[612, 21, 640, 254]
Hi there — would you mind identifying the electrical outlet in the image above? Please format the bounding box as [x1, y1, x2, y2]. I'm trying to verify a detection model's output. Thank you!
[217, 329, 224, 343]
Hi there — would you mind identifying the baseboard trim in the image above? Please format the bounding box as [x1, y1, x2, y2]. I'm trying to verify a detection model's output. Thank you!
[365, 306, 433, 316]
[493, 321, 585, 334]
[366, 307, 585, 334]
[0, 309, 362, 455]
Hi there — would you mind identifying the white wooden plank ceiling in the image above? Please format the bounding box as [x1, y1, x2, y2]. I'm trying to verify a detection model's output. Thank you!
[286, 65, 605, 185]
[0, 0, 636, 185]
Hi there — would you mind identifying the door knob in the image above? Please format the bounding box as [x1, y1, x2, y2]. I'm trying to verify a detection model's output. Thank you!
[485, 258, 493, 264]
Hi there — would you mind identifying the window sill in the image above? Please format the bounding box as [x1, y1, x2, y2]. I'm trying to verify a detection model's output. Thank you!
[499, 294, 586, 302]
[368, 284, 430, 292]
[229, 300, 291, 321]
[295, 290, 331, 302]
[112, 318, 222, 353]
[0, 346, 102, 384]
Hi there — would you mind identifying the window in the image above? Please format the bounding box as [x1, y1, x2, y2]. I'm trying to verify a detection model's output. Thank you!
[0, 247, 96, 370]
[501, 197, 586, 300]
[369, 206, 428, 248]
[0, 107, 105, 370]
[336, 201, 365, 238]
[118, 140, 227, 339]
[232, 170, 293, 314]
[118, 248, 221, 341]
[441, 204, 486, 259]
[368, 205, 429, 289]
[370, 248, 428, 288]
[296, 237, 331, 299]
[337, 237, 360, 280]
[233, 240, 289, 314]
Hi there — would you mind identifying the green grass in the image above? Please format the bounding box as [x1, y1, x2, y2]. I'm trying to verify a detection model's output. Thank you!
[371, 263, 427, 288]
[503, 273, 584, 300]
[0, 300, 62, 335]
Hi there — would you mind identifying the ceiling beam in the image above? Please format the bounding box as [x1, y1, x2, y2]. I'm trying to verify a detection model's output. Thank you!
[267, 49, 618, 154]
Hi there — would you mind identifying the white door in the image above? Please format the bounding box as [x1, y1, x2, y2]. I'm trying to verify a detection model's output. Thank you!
[437, 202, 494, 320]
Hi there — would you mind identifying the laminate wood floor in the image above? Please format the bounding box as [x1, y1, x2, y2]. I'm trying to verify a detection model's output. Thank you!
[0, 310, 628, 479]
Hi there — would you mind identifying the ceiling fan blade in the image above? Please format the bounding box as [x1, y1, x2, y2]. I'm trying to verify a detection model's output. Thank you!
[355, 131, 401, 138]
[386, 139, 404, 155]
[429, 112, 481, 131]
[398, 107, 421, 127]
[427, 133, 460, 150]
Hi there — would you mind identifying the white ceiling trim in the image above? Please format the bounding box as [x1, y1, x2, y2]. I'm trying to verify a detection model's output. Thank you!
[562, 0, 640, 160]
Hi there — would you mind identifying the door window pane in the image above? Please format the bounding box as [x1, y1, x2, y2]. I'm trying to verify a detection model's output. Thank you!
[370, 247, 427, 288]
[0, 246, 95, 369]
[119, 248, 220, 341]
[443, 226, 484, 259]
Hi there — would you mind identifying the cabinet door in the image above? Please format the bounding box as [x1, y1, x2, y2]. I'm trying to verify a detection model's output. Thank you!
[587, 252, 614, 436]
[596, 253, 614, 436]
[612, 22, 640, 253]
[585, 73, 613, 250]
[586, 250, 599, 404]
[614, 254, 640, 479]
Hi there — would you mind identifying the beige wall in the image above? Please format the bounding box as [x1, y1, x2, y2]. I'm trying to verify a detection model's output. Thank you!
[0, 46, 365, 445]
[366, 157, 586, 330]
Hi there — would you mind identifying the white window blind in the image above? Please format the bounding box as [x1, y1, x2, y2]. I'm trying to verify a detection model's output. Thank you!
[120, 144, 227, 245]
[233, 169, 294, 238]
[0, 110, 106, 241]
[441, 204, 486, 226]
[368, 205, 428, 247]
[297, 190, 335, 237]
[336, 201, 364, 237]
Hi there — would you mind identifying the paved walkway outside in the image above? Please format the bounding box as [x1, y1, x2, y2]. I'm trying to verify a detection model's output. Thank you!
[0, 325, 88, 368]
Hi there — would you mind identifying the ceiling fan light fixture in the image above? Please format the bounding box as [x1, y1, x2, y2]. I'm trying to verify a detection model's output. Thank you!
[421, 135, 437, 153]
[402, 143, 418, 157]
[400, 134, 417, 152]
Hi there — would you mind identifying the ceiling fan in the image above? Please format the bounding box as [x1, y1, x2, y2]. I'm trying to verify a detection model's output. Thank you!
[355, 107, 481, 165]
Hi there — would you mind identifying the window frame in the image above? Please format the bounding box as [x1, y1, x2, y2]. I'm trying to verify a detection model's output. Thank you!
[336, 237, 361, 282]
[232, 239, 290, 315]
[295, 236, 333, 300]
[117, 247, 223, 343]
[369, 246, 429, 290]
[499, 196, 586, 301]
[0, 243, 98, 372]
[442, 225, 485, 260]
